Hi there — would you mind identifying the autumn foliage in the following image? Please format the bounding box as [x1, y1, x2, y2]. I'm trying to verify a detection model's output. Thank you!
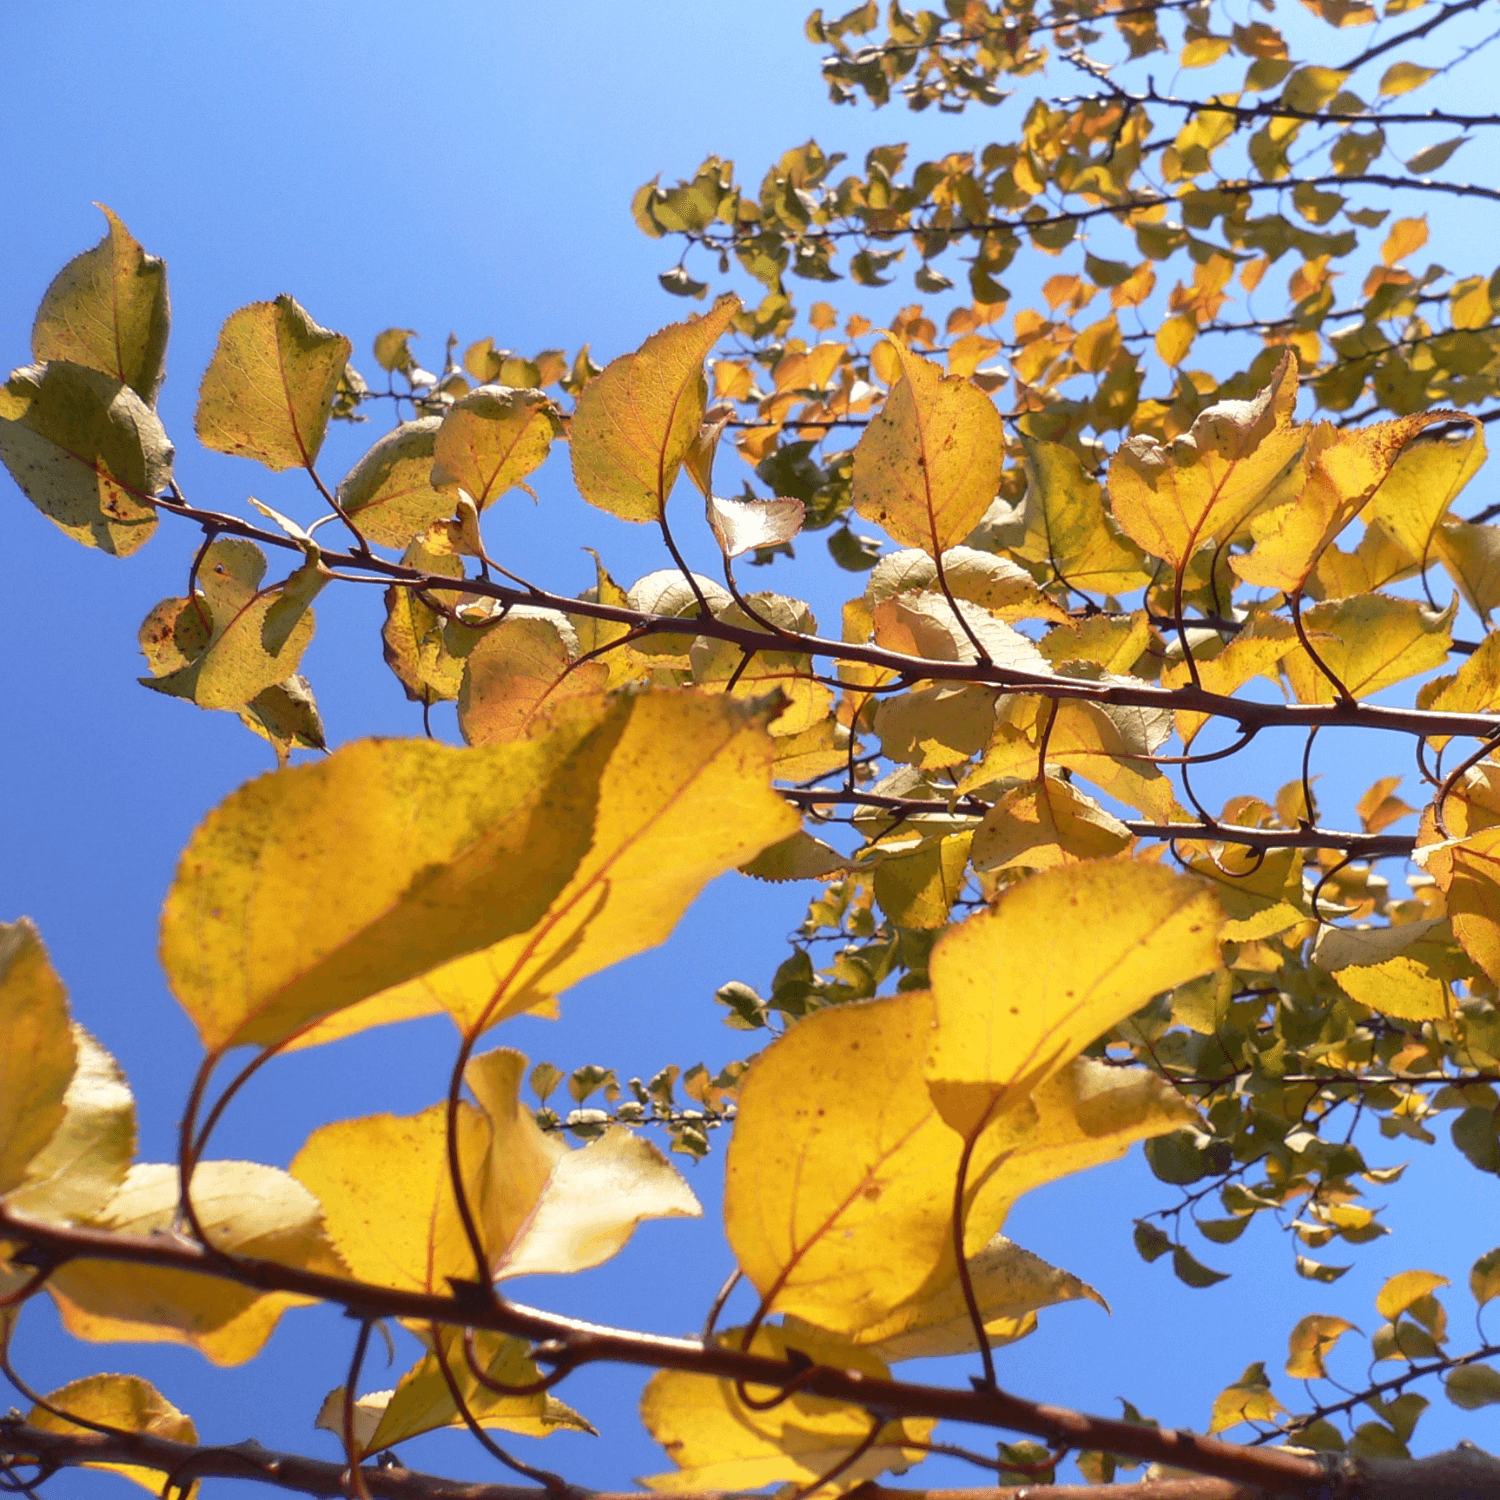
[11, 3, 1500, 1498]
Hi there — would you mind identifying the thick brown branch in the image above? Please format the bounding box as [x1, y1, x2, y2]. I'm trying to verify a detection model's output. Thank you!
[0, 1208, 1323, 1496]
[149, 493, 1500, 746]
[0, 1424, 1281, 1500]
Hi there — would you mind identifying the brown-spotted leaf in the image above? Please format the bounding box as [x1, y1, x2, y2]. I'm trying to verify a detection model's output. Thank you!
[852, 338, 1005, 555]
[1369, 421, 1485, 566]
[1282, 594, 1453, 705]
[458, 609, 610, 745]
[0, 361, 168, 554]
[571, 295, 739, 521]
[194, 295, 350, 471]
[972, 775, 1134, 873]
[32, 206, 170, 402]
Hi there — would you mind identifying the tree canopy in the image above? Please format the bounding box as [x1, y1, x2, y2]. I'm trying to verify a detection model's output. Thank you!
[9, 3, 1500, 1498]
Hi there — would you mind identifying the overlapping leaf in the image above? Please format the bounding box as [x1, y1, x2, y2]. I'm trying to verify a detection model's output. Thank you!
[336, 417, 452, 547]
[431, 385, 562, 506]
[27, 1375, 195, 1497]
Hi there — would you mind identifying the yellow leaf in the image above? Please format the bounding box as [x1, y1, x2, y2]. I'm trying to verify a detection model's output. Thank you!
[1430, 825, 1500, 986]
[1422, 629, 1500, 724]
[870, 592, 1050, 670]
[1282, 594, 1453, 705]
[27, 1374, 195, 1497]
[724, 989, 970, 1332]
[1333, 954, 1450, 1021]
[1379, 62, 1437, 97]
[0, 920, 76, 1199]
[1369, 422, 1484, 564]
[852, 338, 1005, 555]
[6, 1027, 135, 1225]
[641, 1322, 933, 1496]
[1381, 215, 1428, 266]
[381, 539, 469, 702]
[1109, 352, 1304, 572]
[458, 610, 610, 745]
[570, 294, 740, 521]
[1435, 519, 1500, 621]
[142, 542, 328, 712]
[1286, 1314, 1359, 1380]
[31, 205, 169, 402]
[1234, 412, 1459, 594]
[972, 776, 1134, 872]
[1154, 312, 1197, 367]
[925, 861, 1222, 1135]
[1018, 436, 1152, 594]
[194, 294, 351, 471]
[850, 1234, 1105, 1360]
[1183, 844, 1305, 941]
[871, 831, 974, 929]
[301, 691, 800, 1044]
[336, 417, 453, 549]
[771, 719, 852, 780]
[1209, 1362, 1285, 1434]
[1181, 34, 1231, 66]
[317, 1329, 594, 1457]
[1163, 615, 1296, 744]
[160, 714, 621, 1051]
[867, 546, 1067, 623]
[431, 385, 562, 507]
[1376, 1269, 1449, 1320]
[688, 596, 833, 736]
[740, 830, 848, 882]
[495, 1127, 701, 1279]
[47, 1161, 343, 1365]
[0, 361, 167, 555]
[1037, 611, 1153, 674]
[873, 684, 999, 768]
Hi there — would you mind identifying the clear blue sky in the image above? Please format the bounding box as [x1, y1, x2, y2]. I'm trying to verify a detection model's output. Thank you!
[3, 2, 1499, 1493]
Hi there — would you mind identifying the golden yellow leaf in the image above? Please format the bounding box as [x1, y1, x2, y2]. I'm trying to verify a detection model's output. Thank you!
[1282, 594, 1453, 705]
[458, 611, 610, 745]
[771, 719, 853, 780]
[1234, 412, 1459, 593]
[28, 1374, 195, 1497]
[1163, 615, 1296, 744]
[570, 295, 739, 522]
[871, 831, 974, 929]
[381, 539, 469, 702]
[1333, 954, 1450, 1021]
[872, 684, 999, 768]
[1154, 312, 1197, 366]
[1379, 63, 1437, 97]
[1209, 1363, 1285, 1435]
[850, 1233, 1105, 1360]
[640, 1322, 933, 1496]
[1376, 1269, 1449, 1320]
[161, 713, 621, 1051]
[31, 205, 170, 402]
[1435, 519, 1500, 621]
[1422, 630, 1500, 729]
[0, 919, 76, 1199]
[1037, 611, 1153, 674]
[494, 1127, 700, 1279]
[972, 776, 1134, 873]
[925, 861, 1222, 1135]
[1018, 436, 1152, 594]
[336, 417, 453, 548]
[6, 1027, 135, 1225]
[1182, 844, 1305, 941]
[1286, 1315, 1359, 1381]
[431, 385, 562, 506]
[301, 691, 799, 1044]
[47, 1161, 344, 1366]
[1368, 422, 1484, 565]
[870, 592, 1050, 670]
[317, 1328, 594, 1457]
[688, 596, 832, 736]
[0, 361, 167, 555]
[1109, 352, 1303, 573]
[1429, 824, 1500, 986]
[851, 337, 1005, 554]
[194, 295, 350, 471]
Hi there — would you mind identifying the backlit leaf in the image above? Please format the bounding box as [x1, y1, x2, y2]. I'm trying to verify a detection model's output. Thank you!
[195, 295, 350, 471]
[641, 1322, 933, 1496]
[570, 295, 740, 521]
[1369, 421, 1484, 565]
[851, 338, 1005, 554]
[1282, 594, 1453, 705]
[971, 775, 1133, 872]
[0, 360, 168, 555]
[1376, 1269, 1449, 1320]
[706, 493, 805, 557]
[458, 610, 609, 746]
[867, 546, 1067, 623]
[1209, 1362, 1284, 1433]
[0, 919, 76, 1199]
[47, 1161, 344, 1365]
[160, 714, 621, 1051]
[1435, 519, 1500, 621]
[1286, 1314, 1359, 1380]
[31, 205, 170, 402]
[925, 861, 1222, 1135]
[431, 385, 562, 507]
[27, 1374, 195, 1497]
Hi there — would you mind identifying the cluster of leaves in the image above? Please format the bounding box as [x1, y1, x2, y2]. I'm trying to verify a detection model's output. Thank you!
[11, 4, 1500, 1490]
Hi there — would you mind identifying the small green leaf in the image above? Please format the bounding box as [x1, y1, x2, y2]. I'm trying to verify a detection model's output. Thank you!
[1173, 1244, 1230, 1288]
[1446, 1363, 1500, 1410]
[1133, 1220, 1172, 1262]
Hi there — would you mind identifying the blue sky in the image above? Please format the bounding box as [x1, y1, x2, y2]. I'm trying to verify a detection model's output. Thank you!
[4, 2, 1500, 1493]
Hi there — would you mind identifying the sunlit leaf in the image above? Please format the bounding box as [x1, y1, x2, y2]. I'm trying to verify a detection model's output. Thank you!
[1286, 1314, 1359, 1380]
[27, 1374, 195, 1497]
[458, 609, 609, 745]
[851, 338, 1005, 554]
[336, 417, 452, 548]
[0, 360, 168, 555]
[195, 295, 350, 471]
[431, 385, 562, 507]
[926, 861, 1222, 1135]
[866, 545, 1067, 623]
[1282, 594, 1453, 705]
[706, 493, 805, 558]
[571, 295, 740, 521]
[1368, 422, 1484, 565]
[31, 205, 170, 402]
[1209, 1362, 1284, 1433]
[971, 776, 1134, 872]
